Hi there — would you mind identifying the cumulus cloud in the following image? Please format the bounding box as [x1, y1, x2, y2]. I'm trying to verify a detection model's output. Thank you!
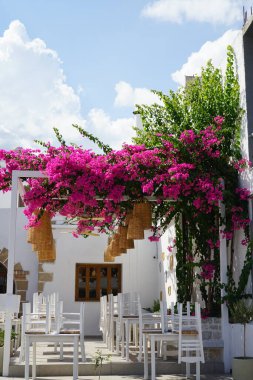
[88, 108, 136, 150]
[0, 20, 85, 149]
[114, 81, 161, 107]
[172, 29, 241, 86]
[0, 21, 146, 151]
[141, 0, 242, 25]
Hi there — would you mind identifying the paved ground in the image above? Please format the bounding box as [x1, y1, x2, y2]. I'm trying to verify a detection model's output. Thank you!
[8, 337, 232, 379]
[1, 375, 233, 379]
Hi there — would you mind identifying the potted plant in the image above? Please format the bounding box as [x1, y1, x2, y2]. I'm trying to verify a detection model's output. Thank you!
[0, 329, 18, 375]
[231, 299, 253, 380]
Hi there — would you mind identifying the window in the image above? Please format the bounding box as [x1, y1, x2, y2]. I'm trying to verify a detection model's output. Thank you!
[75, 263, 122, 301]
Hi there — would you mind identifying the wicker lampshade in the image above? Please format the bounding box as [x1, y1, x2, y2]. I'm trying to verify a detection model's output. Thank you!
[104, 246, 115, 262]
[134, 202, 152, 230]
[127, 216, 144, 240]
[28, 210, 56, 262]
[37, 239, 56, 262]
[35, 211, 53, 243]
[126, 238, 135, 249]
[110, 234, 121, 257]
[118, 225, 134, 249]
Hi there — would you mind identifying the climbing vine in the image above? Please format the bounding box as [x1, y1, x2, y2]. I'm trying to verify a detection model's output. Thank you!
[0, 47, 252, 316]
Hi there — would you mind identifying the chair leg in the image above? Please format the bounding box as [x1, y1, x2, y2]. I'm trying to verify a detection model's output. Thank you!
[137, 330, 143, 362]
[151, 335, 156, 380]
[133, 324, 137, 347]
[186, 362, 190, 378]
[196, 361, 200, 380]
[121, 322, 125, 358]
[60, 342, 64, 360]
[80, 336, 86, 362]
[19, 335, 25, 363]
[143, 334, 148, 380]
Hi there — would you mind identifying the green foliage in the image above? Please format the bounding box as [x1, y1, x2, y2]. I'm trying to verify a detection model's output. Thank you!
[72, 124, 112, 154]
[53, 127, 66, 146]
[230, 299, 253, 324]
[223, 242, 253, 307]
[93, 349, 111, 380]
[132, 46, 249, 316]
[133, 46, 242, 159]
[152, 299, 160, 312]
[0, 329, 18, 347]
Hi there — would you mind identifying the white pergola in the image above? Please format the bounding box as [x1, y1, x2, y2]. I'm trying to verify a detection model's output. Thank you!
[2, 170, 231, 375]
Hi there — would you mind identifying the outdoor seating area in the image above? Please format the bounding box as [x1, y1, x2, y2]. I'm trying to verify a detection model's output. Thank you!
[0, 290, 216, 379]
[99, 292, 205, 380]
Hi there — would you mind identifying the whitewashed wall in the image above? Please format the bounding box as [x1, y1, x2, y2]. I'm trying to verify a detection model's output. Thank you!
[157, 221, 177, 307]
[42, 228, 158, 335]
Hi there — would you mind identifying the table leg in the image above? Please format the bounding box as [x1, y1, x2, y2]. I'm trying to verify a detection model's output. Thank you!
[73, 336, 79, 380]
[138, 324, 142, 362]
[151, 335, 156, 380]
[126, 320, 130, 361]
[32, 342, 36, 380]
[25, 335, 29, 380]
[121, 321, 125, 358]
[133, 323, 137, 347]
[144, 334, 148, 380]
[60, 342, 64, 360]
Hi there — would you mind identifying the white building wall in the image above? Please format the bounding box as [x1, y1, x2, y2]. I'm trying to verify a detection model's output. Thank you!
[0, 193, 159, 335]
[156, 222, 177, 307]
[41, 228, 158, 336]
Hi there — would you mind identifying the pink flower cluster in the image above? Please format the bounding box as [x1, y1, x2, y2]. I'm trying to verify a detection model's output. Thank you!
[200, 263, 215, 280]
[0, 122, 250, 247]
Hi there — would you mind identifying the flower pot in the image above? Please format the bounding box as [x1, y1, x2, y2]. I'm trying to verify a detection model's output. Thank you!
[232, 357, 253, 380]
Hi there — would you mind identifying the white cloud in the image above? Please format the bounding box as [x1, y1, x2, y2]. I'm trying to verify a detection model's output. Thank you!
[88, 108, 136, 150]
[0, 21, 143, 152]
[0, 20, 84, 149]
[171, 29, 241, 86]
[114, 81, 161, 107]
[142, 0, 242, 25]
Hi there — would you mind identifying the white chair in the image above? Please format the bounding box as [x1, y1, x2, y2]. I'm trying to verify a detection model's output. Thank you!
[115, 292, 138, 357]
[99, 295, 108, 343]
[19, 300, 51, 363]
[107, 293, 119, 352]
[143, 300, 180, 380]
[178, 302, 205, 380]
[137, 295, 162, 362]
[56, 301, 86, 362]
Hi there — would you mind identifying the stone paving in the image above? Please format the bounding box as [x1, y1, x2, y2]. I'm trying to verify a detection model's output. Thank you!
[8, 337, 229, 379]
[1, 375, 233, 379]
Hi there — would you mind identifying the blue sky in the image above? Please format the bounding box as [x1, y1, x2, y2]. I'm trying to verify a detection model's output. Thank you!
[0, 0, 250, 149]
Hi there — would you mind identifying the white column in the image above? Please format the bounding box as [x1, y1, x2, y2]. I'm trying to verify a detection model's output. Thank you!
[219, 196, 230, 373]
[3, 170, 19, 376]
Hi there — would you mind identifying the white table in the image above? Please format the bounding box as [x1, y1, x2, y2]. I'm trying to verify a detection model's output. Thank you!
[25, 333, 79, 380]
[143, 330, 178, 380]
[122, 313, 162, 361]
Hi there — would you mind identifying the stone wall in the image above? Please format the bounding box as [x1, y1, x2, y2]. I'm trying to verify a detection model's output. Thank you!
[202, 317, 223, 362]
[0, 247, 29, 307]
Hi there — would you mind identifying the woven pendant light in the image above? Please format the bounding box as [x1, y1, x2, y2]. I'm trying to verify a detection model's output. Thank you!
[127, 215, 144, 240]
[126, 238, 135, 249]
[35, 211, 53, 245]
[134, 202, 152, 230]
[110, 234, 121, 257]
[118, 225, 135, 249]
[104, 246, 115, 262]
[37, 239, 56, 262]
